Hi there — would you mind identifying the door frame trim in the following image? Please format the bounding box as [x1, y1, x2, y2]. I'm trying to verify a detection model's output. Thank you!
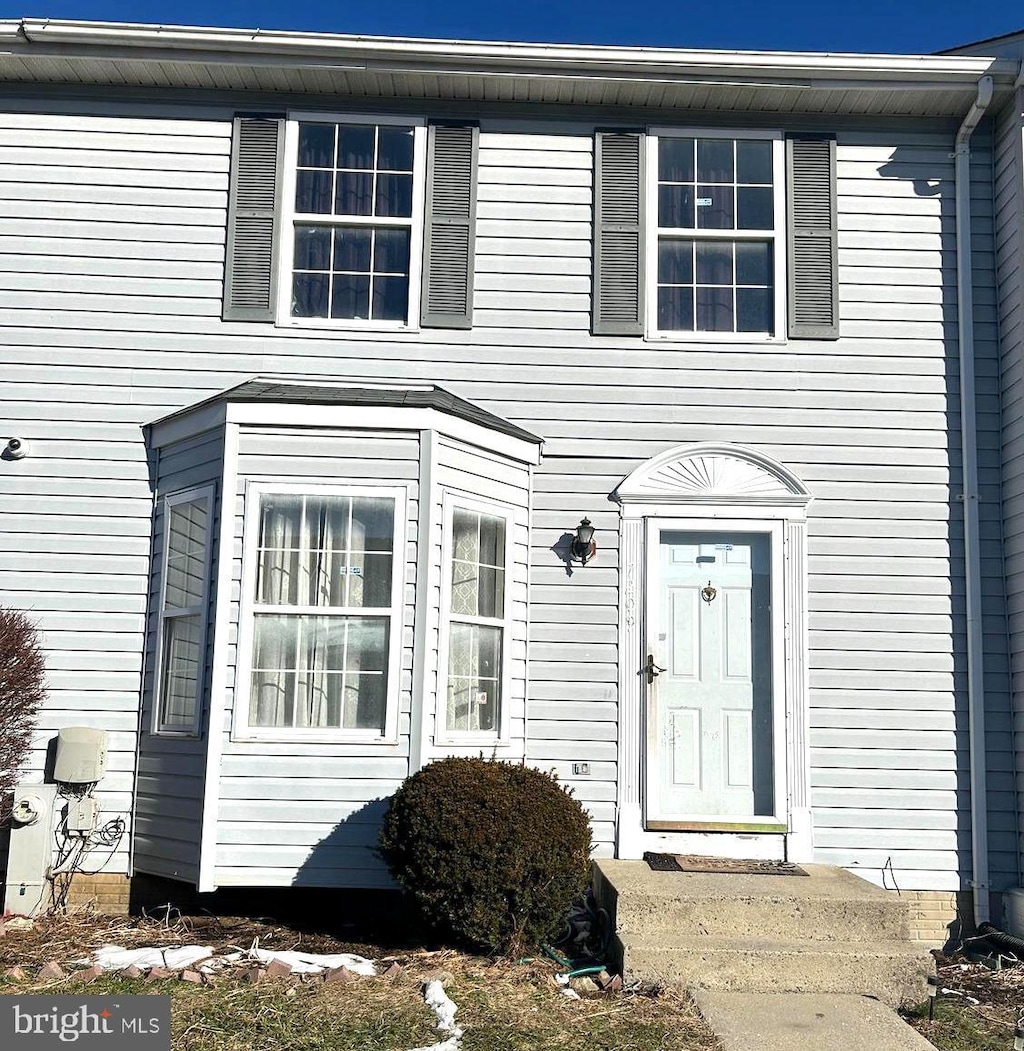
[614, 442, 813, 862]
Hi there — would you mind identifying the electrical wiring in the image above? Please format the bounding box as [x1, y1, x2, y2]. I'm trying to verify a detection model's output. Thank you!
[46, 789, 127, 911]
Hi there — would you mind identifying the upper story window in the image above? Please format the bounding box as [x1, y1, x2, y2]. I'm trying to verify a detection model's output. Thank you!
[278, 115, 426, 329]
[648, 130, 785, 339]
[440, 499, 512, 741]
[155, 487, 213, 734]
[593, 128, 841, 340]
[238, 485, 405, 741]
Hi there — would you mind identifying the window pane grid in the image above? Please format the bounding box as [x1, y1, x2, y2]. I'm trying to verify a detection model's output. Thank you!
[250, 492, 397, 734]
[160, 613, 202, 729]
[256, 494, 394, 609]
[158, 494, 209, 731]
[656, 135, 776, 335]
[164, 500, 208, 610]
[446, 508, 507, 735]
[447, 622, 501, 734]
[250, 613, 388, 731]
[450, 509, 505, 619]
[292, 225, 411, 322]
[291, 120, 415, 323]
[295, 122, 415, 220]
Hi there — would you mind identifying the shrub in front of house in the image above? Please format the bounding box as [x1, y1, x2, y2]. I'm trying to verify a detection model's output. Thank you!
[379, 757, 592, 955]
[0, 607, 46, 822]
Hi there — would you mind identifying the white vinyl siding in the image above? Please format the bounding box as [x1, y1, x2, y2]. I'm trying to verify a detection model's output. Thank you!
[992, 91, 1024, 880]
[0, 100, 1012, 894]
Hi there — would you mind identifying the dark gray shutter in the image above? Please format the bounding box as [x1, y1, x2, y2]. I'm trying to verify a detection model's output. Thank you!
[593, 130, 644, 336]
[787, 135, 839, 339]
[421, 123, 478, 329]
[223, 115, 284, 322]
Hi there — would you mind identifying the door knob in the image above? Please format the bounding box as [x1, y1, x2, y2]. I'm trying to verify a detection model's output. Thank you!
[645, 654, 666, 684]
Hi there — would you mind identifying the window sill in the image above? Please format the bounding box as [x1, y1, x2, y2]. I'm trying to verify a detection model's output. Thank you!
[149, 728, 202, 740]
[231, 728, 399, 746]
[645, 332, 785, 344]
[433, 734, 511, 749]
[277, 317, 420, 334]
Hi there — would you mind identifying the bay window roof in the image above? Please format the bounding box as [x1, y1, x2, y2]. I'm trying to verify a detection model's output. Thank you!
[147, 378, 544, 457]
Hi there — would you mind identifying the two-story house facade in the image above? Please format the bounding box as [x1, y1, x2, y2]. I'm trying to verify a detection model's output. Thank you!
[1, 18, 1022, 940]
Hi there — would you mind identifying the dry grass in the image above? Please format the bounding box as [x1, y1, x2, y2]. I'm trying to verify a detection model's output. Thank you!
[0, 912, 718, 1051]
[903, 953, 1024, 1051]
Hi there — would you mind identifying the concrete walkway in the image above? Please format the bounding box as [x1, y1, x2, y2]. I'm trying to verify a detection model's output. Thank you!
[692, 991, 937, 1051]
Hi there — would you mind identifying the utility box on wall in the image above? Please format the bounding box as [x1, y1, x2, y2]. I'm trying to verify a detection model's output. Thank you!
[3, 783, 58, 916]
[53, 727, 107, 784]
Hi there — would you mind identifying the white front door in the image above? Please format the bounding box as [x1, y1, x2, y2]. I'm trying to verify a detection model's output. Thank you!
[646, 528, 779, 828]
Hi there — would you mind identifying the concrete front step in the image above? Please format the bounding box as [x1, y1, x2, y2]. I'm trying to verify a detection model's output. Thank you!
[620, 933, 933, 1007]
[594, 859, 911, 943]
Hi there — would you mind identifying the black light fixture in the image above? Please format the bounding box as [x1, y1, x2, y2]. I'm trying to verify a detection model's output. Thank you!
[571, 518, 597, 565]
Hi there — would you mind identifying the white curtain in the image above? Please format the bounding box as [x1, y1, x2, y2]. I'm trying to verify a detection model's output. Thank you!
[250, 495, 387, 730]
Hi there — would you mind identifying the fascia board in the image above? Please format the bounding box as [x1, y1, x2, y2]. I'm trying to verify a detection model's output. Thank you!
[223, 402, 543, 464]
[11, 18, 1017, 86]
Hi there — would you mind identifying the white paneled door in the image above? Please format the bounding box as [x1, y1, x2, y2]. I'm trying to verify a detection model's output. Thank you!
[646, 530, 775, 825]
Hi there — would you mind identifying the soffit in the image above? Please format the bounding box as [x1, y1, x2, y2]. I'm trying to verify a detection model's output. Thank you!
[0, 20, 1016, 119]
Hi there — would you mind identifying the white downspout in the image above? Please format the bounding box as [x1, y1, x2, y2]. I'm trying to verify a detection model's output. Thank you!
[956, 74, 994, 927]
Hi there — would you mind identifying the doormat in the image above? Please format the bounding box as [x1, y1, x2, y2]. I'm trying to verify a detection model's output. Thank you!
[642, 852, 809, 876]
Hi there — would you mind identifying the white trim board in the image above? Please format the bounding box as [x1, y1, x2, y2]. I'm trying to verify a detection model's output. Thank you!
[615, 442, 812, 863]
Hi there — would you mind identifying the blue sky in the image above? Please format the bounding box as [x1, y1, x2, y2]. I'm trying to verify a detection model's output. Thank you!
[5, 0, 1022, 54]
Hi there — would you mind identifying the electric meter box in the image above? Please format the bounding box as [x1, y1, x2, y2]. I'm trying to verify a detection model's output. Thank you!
[4, 783, 58, 916]
[53, 727, 108, 784]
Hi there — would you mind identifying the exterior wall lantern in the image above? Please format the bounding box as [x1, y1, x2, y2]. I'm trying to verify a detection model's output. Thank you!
[571, 518, 597, 565]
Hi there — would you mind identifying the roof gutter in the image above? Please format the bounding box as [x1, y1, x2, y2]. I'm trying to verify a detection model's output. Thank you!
[955, 73, 994, 928]
[3, 17, 1013, 85]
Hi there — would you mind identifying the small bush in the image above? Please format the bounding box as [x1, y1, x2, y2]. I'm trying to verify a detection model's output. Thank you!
[379, 757, 592, 955]
[0, 608, 46, 820]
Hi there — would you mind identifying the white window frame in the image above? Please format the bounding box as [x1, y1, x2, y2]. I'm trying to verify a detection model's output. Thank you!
[152, 485, 215, 737]
[645, 127, 786, 343]
[277, 111, 427, 332]
[232, 481, 407, 744]
[436, 492, 514, 746]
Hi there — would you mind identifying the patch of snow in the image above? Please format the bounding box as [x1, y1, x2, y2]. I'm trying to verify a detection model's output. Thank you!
[221, 949, 376, 976]
[941, 987, 981, 1005]
[86, 945, 215, 971]
[560, 988, 582, 1000]
[82, 944, 376, 977]
[408, 978, 463, 1051]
